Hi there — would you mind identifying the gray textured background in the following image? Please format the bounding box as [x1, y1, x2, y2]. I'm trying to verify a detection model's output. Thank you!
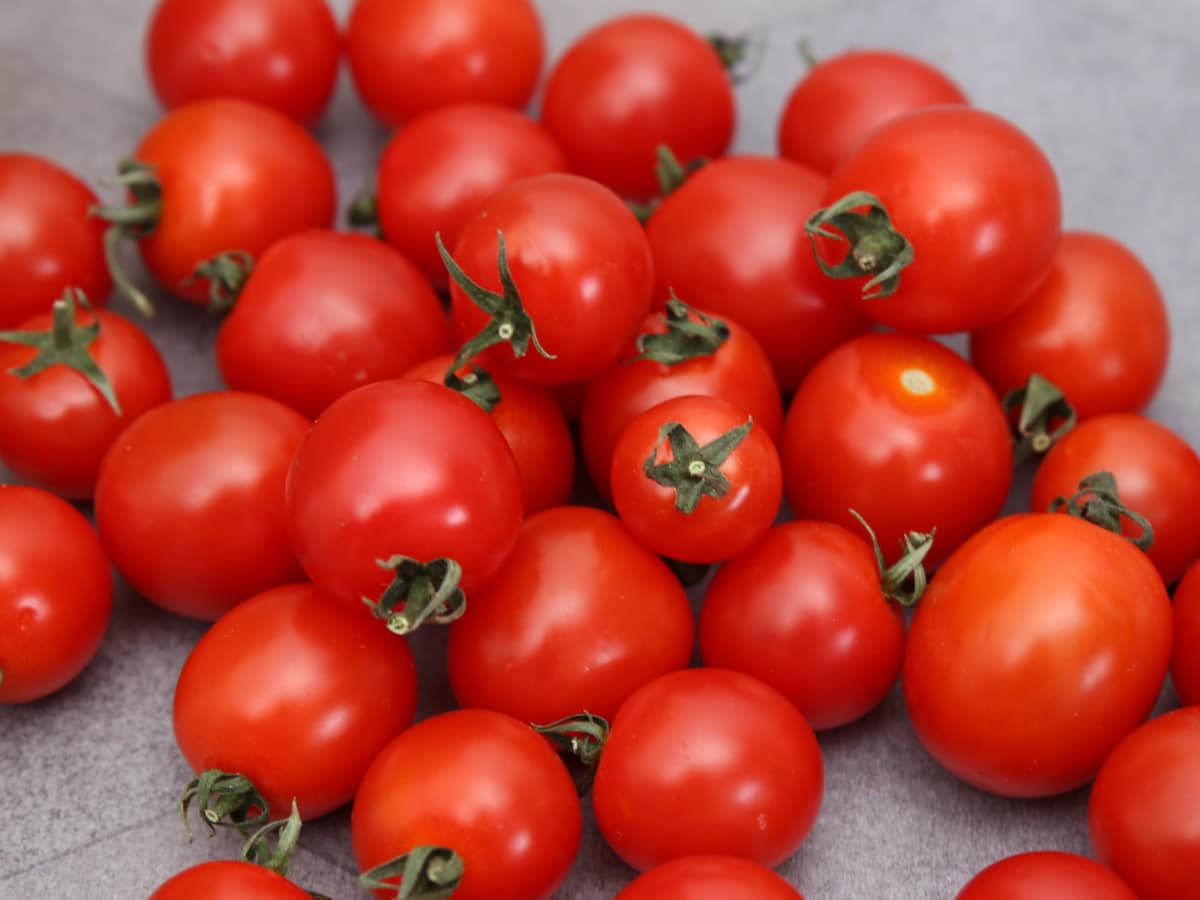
[1, 0, 1197, 897]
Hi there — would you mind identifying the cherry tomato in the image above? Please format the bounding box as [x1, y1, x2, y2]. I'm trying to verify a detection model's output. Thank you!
[145, 0, 340, 125]
[955, 852, 1136, 900]
[95, 391, 308, 621]
[1089, 706, 1200, 900]
[376, 104, 568, 287]
[1170, 560, 1200, 705]
[149, 861, 311, 899]
[541, 14, 735, 200]
[616, 856, 805, 900]
[593, 668, 824, 871]
[347, 0, 543, 126]
[778, 49, 967, 175]
[0, 486, 112, 704]
[970, 232, 1169, 421]
[904, 514, 1171, 797]
[351, 709, 581, 900]
[0, 153, 111, 328]
[782, 333, 1011, 569]
[646, 155, 868, 391]
[447, 506, 693, 724]
[217, 230, 449, 420]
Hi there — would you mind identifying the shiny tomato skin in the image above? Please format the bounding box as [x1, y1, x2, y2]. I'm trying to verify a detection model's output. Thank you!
[377, 104, 568, 287]
[778, 50, 967, 175]
[351, 709, 581, 900]
[700, 521, 904, 730]
[95, 391, 308, 621]
[1031, 414, 1200, 585]
[0, 154, 111, 327]
[0, 308, 171, 499]
[0, 486, 112, 704]
[216, 230, 449, 420]
[541, 14, 735, 200]
[1170, 561, 1200, 705]
[970, 231, 1169, 421]
[821, 106, 1061, 334]
[783, 332, 1011, 569]
[347, 0, 543, 126]
[646, 156, 868, 391]
[449, 174, 654, 385]
[173, 583, 418, 819]
[149, 861, 311, 899]
[145, 0, 340, 125]
[955, 852, 1137, 900]
[904, 514, 1172, 798]
[1089, 706, 1200, 900]
[447, 506, 693, 724]
[616, 856, 806, 900]
[130, 99, 336, 304]
[593, 668, 824, 871]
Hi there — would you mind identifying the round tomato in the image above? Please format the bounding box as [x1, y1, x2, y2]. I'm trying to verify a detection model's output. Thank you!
[149, 861, 310, 900]
[616, 856, 805, 900]
[1171, 560, 1200, 705]
[351, 709, 580, 900]
[145, 0, 340, 124]
[904, 514, 1172, 797]
[0, 485, 112, 704]
[955, 852, 1136, 900]
[782, 332, 1011, 569]
[593, 668, 824, 871]
[95, 391, 308, 621]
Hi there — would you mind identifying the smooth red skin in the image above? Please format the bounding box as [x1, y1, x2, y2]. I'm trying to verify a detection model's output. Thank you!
[149, 861, 311, 899]
[447, 506, 694, 723]
[377, 104, 568, 287]
[449, 174, 655, 385]
[783, 332, 1012, 569]
[778, 50, 967, 176]
[216, 230, 450, 420]
[130, 99, 335, 304]
[956, 852, 1136, 900]
[286, 380, 522, 607]
[403, 354, 573, 515]
[616, 856, 806, 900]
[1031, 414, 1200, 586]
[0, 486, 112, 704]
[970, 231, 1169, 421]
[611, 396, 782, 564]
[820, 106, 1061, 334]
[95, 391, 308, 621]
[352, 709, 581, 900]
[0, 309, 171, 498]
[174, 583, 417, 819]
[646, 156, 868, 391]
[347, 0, 543, 126]
[1089, 707, 1200, 900]
[540, 14, 735, 200]
[145, 0, 340, 125]
[1170, 561, 1200, 705]
[0, 154, 111, 328]
[581, 305, 783, 500]
[700, 521, 904, 730]
[904, 514, 1172, 798]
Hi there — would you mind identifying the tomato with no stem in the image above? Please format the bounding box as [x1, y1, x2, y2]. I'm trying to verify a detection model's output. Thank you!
[955, 852, 1136, 900]
[1170, 560, 1200, 705]
[149, 861, 310, 899]
[616, 856, 805, 900]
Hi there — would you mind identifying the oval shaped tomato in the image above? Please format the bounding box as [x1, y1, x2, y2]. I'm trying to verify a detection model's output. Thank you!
[95, 391, 308, 621]
[217, 230, 449, 420]
[904, 514, 1171, 797]
[970, 231, 1169, 421]
[616, 856, 805, 900]
[783, 332, 1011, 569]
[1170, 560, 1200, 705]
[0, 486, 112, 704]
[149, 861, 311, 900]
[145, 0, 340, 124]
[956, 852, 1136, 900]
[593, 668, 824, 871]
[352, 709, 581, 900]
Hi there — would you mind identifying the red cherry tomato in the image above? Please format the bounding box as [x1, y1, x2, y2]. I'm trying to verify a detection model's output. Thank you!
[593, 668, 824, 871]
[1170, 560, 1200, 705]
[217, 230, 449, 420]
[95, 391, 308, 621]
[0, 486, 112, 704]
[541, 14, 735, 200]
[955, 852, 1136, 900]
[347, 0, 543, 126]
[150, 861, 310, 899]
[145, 0, 340, 125]
[904, 514, 1171, 797]
[616, 856, 806, 900]
[351, 709, 581, 900]
[0, 154, 111, 327]
[778, 49, 967, 175]
[782, 333, 1011, 569]
[970, 231, 1169, 421]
